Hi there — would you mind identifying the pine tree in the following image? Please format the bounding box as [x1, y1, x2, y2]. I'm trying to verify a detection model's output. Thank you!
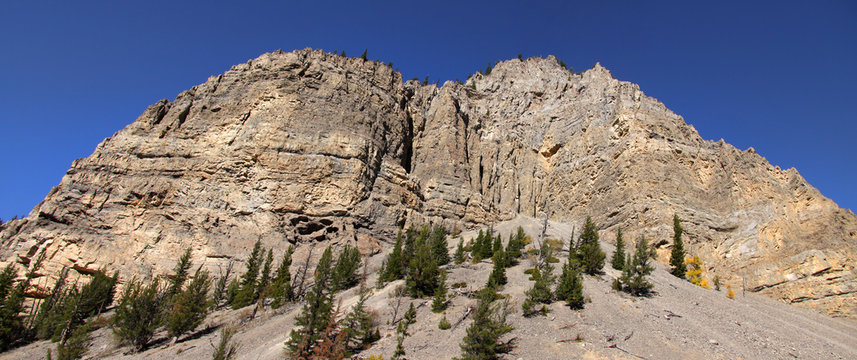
[225, 279, 240, 306]
[0, 274, 25, 351]
[556, 261, 584, 309]
[611, 228, 626, 271]
[256, 249, 274, 299]
[0, 256, 42, 350]
[232, 240, 264, 308]
[430, 226, 451, 266]
[479, 230, 494, 260]
[522, 263, 554, 317]
[454, 239, 466, 264]
[577, 217, 606, 275]
[458, 288, 513, 360]
[406, 235, 439, 298]
[0, 264, 16, 302]
[492, 234, 502, 257]
[670, 214, 688, 278]
[504, 227, 525, 264]
[378, 230, 405, 284]
[270, 246, 294, 309]
[432, 271, 448, 312]
[57, 323, 91, 360]
[332, 244, 361, 292]
[167, 269, 211, 340]
[287, 246, 335, 357]
[486, 248, 507, 289]
[34, 268, 70, 340]
[211, 261, 234, 310]
[360, 49, 368, 60]
[49, 269, 118, 343]
[340, 288, 379, 353]
[166, 248, 193, 302]
[392, 321, 407, 359]
[618, 236, 655, 296]
[404, 302, 417, 326]
[212, 326, 239, 360]
[112, 277, 164, 352]
[471, 230, 485, 262]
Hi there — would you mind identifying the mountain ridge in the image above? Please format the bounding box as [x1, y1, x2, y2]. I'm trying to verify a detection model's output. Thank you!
[1, 48, 854, 319]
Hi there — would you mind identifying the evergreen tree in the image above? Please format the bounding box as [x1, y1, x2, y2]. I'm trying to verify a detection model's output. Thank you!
[479, 230, 494, 260]
[670, 214, 688, 278]
[392, 322, 407, 359]
[471, 230, 485, 262]
[432, 271, 448, 312]
[618, 236, 655, 296]
[0, 256, 41, 350]
[112, 278, 164, 352]
[287, 246, 335, 357]
[453, 239, 466, 264]
[167, 269, 211, 340]
[225, 279, 240, 306]
[492, 234, 502, 257]
[522, 263, 554, 317]
[34, 268, 70, 340]
[556, 261, 584, 310]
[212, 326, 239, 360]
[50, 269, 118, 343]
[341, 289, 379, 354]
[270, 246, 294, 309]
[402, 227, 420, 266]
[79, 270, 118, 318]
[458, 288, 513, 360]
[360, 49, 368, 60]
[256, 249, 274, 299]
[211, 261, 234, 310]
[403, 303, 417, 326]
[504, 227, 525, 264]
[577, 217, 606, 275]
[611, 228, 626, 271]
[486, 248, 507, 289]
[378, 230, 405, 284]
[57, 323, 91, 360]
[429, 226, 451, 266]
[332, 244, 361, 292]
[166, 248, 193, 301]
[0, 276, 25, 351]
[406, 235, 439, 297]
[0, 264, 16, 302]
[232, 240, 264, 308]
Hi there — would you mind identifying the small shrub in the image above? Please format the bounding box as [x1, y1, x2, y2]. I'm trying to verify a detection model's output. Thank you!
[451, 282, 467, 289]
[438, 316, 451, 330]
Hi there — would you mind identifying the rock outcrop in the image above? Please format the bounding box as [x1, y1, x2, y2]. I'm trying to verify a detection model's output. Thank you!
[1, 48, 854, 318]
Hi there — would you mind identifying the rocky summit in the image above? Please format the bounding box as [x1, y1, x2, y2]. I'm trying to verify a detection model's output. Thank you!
[1, 48, 855, 319]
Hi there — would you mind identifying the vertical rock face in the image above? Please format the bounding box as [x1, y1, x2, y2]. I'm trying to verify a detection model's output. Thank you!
[1, 49, 855, 318]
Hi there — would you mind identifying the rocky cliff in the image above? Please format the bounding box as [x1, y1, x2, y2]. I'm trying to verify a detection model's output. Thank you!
[1, 48, 854, 318]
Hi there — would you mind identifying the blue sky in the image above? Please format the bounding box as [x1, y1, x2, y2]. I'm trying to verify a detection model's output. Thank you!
[1, 1, 855, 220]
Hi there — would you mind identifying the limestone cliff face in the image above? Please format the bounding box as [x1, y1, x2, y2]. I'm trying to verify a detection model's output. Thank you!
[1, 49, 854, 318]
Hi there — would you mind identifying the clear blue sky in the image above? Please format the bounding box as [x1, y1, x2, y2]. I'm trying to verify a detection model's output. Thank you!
[1, 1, 855, 221]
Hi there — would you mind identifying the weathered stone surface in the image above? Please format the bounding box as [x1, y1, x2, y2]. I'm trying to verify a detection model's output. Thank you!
[1, 49, 854, 318]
